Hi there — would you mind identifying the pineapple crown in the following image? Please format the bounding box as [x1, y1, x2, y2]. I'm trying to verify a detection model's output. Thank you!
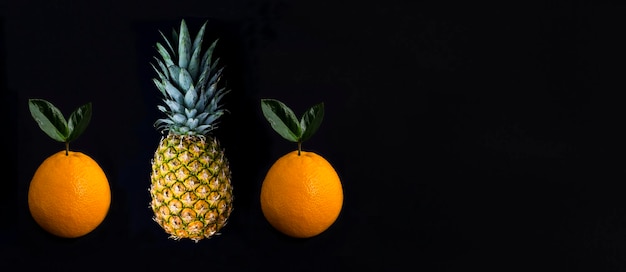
[151, 19, 229, 136]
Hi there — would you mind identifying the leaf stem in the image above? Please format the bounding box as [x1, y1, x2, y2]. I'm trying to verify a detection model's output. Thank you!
[297, 141, 301, 156]
[65, 142, 69, 156]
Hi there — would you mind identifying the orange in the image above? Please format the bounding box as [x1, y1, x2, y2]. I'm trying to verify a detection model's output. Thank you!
[260, 150, 343, 238]
[28, 150, 111, 238]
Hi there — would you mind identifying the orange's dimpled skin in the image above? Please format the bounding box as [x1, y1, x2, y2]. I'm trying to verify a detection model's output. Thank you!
[28, 151, 111, 238]
[260, 150, 343, 238]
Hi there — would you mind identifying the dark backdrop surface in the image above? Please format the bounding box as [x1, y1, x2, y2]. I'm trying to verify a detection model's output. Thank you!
[3, 0, 626, 271]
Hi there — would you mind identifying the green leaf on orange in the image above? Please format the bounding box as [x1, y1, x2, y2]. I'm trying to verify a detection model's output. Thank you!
[261, 98, 324, 144]
[67, 102, 92, 143]
[28, 99, 92, 144]
[300, 102, 324, 143]
[261, 99, 301, 142]
[28, 99, 69, 142]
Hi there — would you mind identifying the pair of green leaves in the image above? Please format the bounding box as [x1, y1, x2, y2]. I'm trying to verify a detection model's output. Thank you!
[28, 99, 92, 145]
[261, 99, 324, 151]
[29, 97, 321, 154]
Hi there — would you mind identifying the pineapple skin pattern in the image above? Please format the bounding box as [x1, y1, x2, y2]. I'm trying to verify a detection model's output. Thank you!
[148, 19, 234, 242]
[150, 135, 233, 241]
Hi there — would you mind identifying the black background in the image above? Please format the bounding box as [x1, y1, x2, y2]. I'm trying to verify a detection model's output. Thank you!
[3, 0, 626, 271]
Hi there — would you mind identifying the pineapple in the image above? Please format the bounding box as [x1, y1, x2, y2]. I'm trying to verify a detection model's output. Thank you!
[149, 19, 234, 242]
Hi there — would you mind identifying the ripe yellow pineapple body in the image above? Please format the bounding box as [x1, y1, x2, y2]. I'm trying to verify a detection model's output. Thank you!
[150, 134, 233, 241]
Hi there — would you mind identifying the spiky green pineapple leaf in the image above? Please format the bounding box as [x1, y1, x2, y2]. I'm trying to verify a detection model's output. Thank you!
[150, 61, 168, 82]
[155, 42, 174, 67]
[164, 79, 184, 102]
[184, 87, 199, 109]
[28, 99, 92, 144]
[178, 68, 194, 93]
[200, 39, 219, 78]
[178, 19, 192, 69]
[188, 22, 207, 80]
[158, 30, 176, 62]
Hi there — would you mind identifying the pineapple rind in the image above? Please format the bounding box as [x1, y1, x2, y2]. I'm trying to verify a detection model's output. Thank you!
[150, 134, 234, 242]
